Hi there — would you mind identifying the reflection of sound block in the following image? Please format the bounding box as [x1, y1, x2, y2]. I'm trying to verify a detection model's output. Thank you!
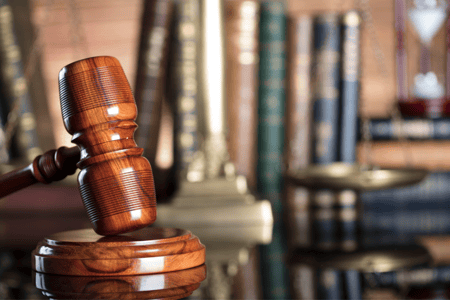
[32, 228, 206, 276]
[33, 265, 207, 299]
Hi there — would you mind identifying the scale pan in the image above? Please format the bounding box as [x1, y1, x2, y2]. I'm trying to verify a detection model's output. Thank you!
[289, 245, 431, 273]
[286, 163, 427, 191]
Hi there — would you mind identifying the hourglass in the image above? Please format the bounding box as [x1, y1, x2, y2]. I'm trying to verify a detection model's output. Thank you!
[400, 0, 448, 117]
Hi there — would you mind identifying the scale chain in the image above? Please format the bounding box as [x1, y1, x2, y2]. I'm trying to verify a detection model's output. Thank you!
[3, 0, 53, 151]
[358, 0, 414, 168]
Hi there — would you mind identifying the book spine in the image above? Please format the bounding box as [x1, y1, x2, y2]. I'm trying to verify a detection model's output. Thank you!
[338, 10, 361, 254]
[0, 0, 41, 162]
[362, 266, 450, 288]
[312, 13, 341, 251]
[356, 141, 450, 169]
[313, 13, 341, 165]
[285, 14, 313, 249]
[362, 172, 450, 246]
[0, 94, 8, 163]
[362, 172, 450, 209]
[291, 264, 316, 300]
[344, 270, 362, 300]
[317, 268, 343, 300]
[257, 1, 290, 299]
[225, 0, 260, 190]
[172, 0, 200, 173]
[339, 10, 361, 165]
[337, 22, 362, 299]
[364, 118, 450, 140]
[225, 3, 261, 297]
[134, 0, 174, 165]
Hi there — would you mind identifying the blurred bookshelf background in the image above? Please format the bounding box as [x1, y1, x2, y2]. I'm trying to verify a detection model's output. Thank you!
[1, 0, 450, 299]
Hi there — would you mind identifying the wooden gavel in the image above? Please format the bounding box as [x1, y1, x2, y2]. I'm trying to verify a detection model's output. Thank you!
[0, 56, 157, 236]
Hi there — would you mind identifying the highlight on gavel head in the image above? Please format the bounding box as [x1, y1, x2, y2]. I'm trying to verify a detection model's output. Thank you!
[58, 56, 157, 236]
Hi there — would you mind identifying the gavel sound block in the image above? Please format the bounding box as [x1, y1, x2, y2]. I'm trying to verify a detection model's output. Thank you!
[0, 56, 205, 298]
[32, 228, 206, 299]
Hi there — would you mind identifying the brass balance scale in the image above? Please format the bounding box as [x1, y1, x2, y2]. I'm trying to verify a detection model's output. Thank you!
[287, 0, 435, 192]
[287, 0, 449, 298]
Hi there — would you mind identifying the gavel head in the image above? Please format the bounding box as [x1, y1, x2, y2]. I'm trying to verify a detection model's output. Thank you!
[59, 56, 157, 236]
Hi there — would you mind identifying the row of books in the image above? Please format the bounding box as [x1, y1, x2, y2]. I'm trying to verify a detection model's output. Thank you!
[0, 0, 45, 167]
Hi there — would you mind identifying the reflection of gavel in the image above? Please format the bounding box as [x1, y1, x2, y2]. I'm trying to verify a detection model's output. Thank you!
[0, 56, 157, 236]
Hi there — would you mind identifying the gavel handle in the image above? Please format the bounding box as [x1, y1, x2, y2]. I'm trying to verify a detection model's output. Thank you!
[0, 146, 80, 198]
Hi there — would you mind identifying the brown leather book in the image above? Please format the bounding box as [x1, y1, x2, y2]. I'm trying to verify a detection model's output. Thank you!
[284, 14, 314, 300]
[284, 14, 313, 249]
[224, 2, 262, 299]
[357, 141, 450, 170]
[224, 0, 260, 190]
[417, 235, 450, 265]
[134, 0, 174, 165]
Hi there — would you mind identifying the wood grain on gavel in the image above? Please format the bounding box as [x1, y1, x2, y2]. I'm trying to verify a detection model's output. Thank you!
[59, 56, 157, 236]
[32, 227, 206, 299]
[0, 56, 157, 236]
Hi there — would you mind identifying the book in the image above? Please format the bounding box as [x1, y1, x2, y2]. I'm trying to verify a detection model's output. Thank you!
[134, 0, 174, 165]
[317, 268, 343, 300]
[361, 265, 450, 288]
[362, 288, 401, 300]
[311, 12, 341, 252]
[225, 0, 260, 190]
[356, 141, 450, 170]
[361, 172, 450, 246]
[0, 93, 9, 163]
[362, 118, 450, 140]
[257, 1, 290, 299]
[284, 14, 313, 249]
[344, 269, 362, 300]
[418, 236, 450, 266]
[171, 0, 200, 174]
[0, 0, 41, 163]
[232, 247, 263, 300]
[338, 10, 361, 253]
[310, 12, 343, 300]
[224, 1, 262, 298]
[291, 264, 316, 300]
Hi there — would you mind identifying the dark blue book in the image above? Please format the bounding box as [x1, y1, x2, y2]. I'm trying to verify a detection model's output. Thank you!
[317, 268, 343, 300]
[312, 13, 341, 165]
[312, 12, 341, 252]
[361, 172, 450, 246]
[338, 10, 361, 253]
[257, 1, 290, 299]
[0, 0, 41, 162]
[311, 13, 342, 300]
[362, 265, 450, 288]
[344, 269, 362, 300]
[339, 10, 361, 164]
[363, 118, 450, 140]
[172, 0, 200, 173]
